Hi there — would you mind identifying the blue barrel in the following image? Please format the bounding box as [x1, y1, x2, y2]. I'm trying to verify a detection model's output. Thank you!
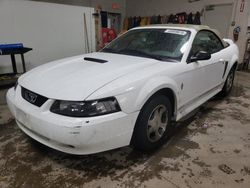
[0, 43, 23, 50]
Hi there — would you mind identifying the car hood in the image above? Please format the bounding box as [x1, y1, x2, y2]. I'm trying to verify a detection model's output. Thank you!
[19, 52, 159, 100]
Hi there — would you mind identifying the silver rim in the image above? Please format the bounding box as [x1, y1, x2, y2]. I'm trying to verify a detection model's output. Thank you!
[147, 105, 168, 142]
[226, 71, 234, 91]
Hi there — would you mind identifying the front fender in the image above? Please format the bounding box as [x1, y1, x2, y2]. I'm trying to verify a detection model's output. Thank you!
[134, 76, 179, 112]
[224, 44, 239, 81]
[229, 54, 238, 69]
[87, 74, 180, 115]
[114, 76, 180, 114]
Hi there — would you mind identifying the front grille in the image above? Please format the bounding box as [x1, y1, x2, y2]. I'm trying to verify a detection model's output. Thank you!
[21, 87, 48, 107]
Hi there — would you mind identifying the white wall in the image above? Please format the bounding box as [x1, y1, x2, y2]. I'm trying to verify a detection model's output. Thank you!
[248, 8, 250, 26]
[32, 0, 126, 20]
[0, 0, 95, 74]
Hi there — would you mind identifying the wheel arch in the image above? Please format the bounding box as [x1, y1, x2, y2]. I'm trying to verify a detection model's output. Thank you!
[229, 53, 239, 71]
[131, 87, 177, 148]
[149, 88, 176, 118]
[224, 55, 238, 81]
[232, 61, 238, 70]
[136, 80, 179, 121]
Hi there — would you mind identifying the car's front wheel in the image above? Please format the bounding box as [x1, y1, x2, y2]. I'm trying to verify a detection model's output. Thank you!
[131, 95, 173, 152]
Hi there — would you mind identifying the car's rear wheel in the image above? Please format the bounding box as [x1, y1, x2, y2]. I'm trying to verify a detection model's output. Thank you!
[219, 67, 235, 97]
[131, 95, 173, 152]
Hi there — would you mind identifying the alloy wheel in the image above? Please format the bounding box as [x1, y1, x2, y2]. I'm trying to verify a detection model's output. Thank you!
[147, 105, 168, 142]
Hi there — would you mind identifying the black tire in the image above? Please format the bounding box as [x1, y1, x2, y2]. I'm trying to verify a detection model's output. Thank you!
[219, 67, 235, 97]
[131, 95, 173, 152]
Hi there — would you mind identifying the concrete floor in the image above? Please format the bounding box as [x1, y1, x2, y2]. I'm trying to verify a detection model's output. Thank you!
[0, 71, 250, 188]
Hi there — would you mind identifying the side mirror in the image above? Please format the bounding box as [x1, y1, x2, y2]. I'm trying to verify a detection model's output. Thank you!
[190, 51, 211, 62]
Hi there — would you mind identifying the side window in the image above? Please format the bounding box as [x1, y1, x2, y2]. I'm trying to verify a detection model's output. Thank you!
[190, 30, 224, 56]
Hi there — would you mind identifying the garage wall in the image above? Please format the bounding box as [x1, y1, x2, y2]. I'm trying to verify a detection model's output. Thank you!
[126, 0, 235, 31]
[91, 0, 126, 16]
[126, 0, 250, 63]
[126, 0, 235, 17]
[228, 0, 250, 63]
[31, 0, 90, 7]
[249, 13, 250, 26]
[32, 0, 126, 19]
[0, 0, 95, 74]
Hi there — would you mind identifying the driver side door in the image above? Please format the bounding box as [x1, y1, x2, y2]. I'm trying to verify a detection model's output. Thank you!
[191, 30, 226, 92]
[176, 30, 225, 116]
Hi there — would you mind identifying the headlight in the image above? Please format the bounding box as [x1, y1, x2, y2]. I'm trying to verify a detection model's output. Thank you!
[50, 97, 121, 117]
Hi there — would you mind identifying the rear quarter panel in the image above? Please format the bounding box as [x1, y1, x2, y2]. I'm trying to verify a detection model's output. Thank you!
[222, 41, 239, 81]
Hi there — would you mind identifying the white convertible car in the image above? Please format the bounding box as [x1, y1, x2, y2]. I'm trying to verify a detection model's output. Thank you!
[7, 25, 239, 155]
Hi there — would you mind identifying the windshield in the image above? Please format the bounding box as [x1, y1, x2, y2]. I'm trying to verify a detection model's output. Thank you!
[102, 28, 191, 61]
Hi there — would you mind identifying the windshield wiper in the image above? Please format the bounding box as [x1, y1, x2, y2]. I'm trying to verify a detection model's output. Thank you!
[101, 48, 117, 53]
[116, 49, 161, 60]
[102, 48, 177, 62]
[117, 49, 177, 62]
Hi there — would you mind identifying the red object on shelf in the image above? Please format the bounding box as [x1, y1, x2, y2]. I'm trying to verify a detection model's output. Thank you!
[101, 28, 117, 48]
[112, 3, 120, 9]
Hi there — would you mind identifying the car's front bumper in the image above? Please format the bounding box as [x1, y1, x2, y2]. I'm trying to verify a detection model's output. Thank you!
[7, 87, 139, 155]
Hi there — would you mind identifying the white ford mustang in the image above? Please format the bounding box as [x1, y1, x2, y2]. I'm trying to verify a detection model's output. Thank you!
[7, 25, 239, 155]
